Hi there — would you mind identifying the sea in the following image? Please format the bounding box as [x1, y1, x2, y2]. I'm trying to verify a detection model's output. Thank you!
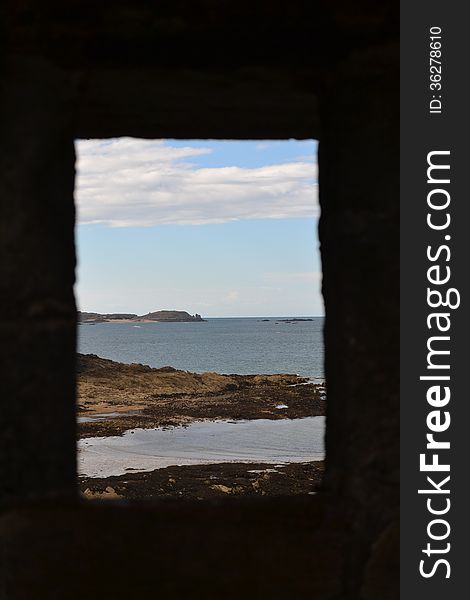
[78, 317, 325, 476]
[78, 317, 324, 379]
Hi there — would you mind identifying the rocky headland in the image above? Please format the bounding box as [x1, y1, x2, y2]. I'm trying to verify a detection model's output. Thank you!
[78, 310, 205, 323]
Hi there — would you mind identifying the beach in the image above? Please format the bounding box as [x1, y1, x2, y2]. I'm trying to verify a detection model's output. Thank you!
[77, 353, 326, 499]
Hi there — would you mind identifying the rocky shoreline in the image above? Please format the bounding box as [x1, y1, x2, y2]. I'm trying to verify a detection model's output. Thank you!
[77, 353, 325, 438]
[77, 353, 326, 499]
[80, 461, 324, 501]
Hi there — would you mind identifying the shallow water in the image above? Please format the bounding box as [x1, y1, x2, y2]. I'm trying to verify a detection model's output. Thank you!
[78, 416, 325, 478]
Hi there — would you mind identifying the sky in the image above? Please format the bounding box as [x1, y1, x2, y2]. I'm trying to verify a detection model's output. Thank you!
[74, 138, 322, 317]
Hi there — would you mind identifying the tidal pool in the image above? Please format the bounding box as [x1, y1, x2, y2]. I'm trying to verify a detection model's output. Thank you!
[78, 416, 325, 478]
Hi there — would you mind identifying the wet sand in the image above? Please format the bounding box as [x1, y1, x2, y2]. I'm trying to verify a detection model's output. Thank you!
[78, 417, 325, 478]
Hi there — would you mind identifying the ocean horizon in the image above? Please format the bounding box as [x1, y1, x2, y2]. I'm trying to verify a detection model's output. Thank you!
[78, 316, 324, 379]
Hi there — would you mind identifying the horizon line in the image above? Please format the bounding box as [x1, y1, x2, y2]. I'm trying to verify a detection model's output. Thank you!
[78, 312, 324, 319]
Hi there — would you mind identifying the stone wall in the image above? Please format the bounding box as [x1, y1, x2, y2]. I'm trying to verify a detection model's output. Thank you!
[0, 2, 398, 598]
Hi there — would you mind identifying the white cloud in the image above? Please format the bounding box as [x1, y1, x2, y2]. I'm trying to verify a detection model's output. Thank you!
[75, 138, 318, 227]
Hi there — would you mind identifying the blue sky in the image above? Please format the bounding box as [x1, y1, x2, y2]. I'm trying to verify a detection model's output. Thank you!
[75, 139, 322, 317]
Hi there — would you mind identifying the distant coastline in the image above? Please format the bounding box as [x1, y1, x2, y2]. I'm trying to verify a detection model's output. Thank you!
[79, 309, 206, 324]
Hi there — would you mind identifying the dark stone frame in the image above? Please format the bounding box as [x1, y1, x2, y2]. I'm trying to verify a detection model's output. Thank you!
[0, 2, 398, 598]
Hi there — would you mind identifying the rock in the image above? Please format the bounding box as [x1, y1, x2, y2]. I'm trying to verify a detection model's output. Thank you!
[81, 486, 122, 500]
[210, 484, 232, 494]
[77, 353, 325, 438]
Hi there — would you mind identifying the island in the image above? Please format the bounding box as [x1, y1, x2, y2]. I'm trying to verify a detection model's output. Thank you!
[78, 310, 206, 323]
[280, 318, 314, 323]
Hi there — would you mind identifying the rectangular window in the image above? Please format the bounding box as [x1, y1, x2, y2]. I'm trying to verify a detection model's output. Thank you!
[74, 138, 325, 501]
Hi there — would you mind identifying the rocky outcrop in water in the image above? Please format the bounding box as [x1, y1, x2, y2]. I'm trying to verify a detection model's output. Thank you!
[138, 310, 205, 322]
[78, 310, 205, 323]
[77, 353, 325, 438]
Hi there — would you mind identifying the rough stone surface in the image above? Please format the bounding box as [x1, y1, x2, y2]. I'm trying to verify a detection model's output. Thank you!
[1, 1, 398, 598]
[319, 43, 399, 597]
[0, 497, 346, 600]
[0, 57, 78, 506]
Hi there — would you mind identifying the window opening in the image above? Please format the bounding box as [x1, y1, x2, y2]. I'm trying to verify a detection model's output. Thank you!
[74, 138, 325, 501]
